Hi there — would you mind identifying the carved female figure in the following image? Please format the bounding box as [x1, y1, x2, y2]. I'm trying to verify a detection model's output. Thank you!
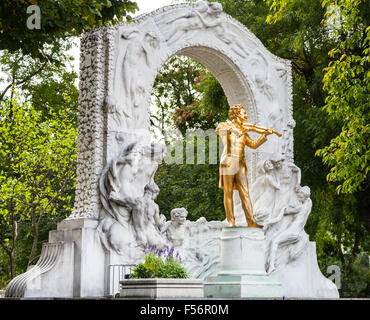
[194, 2, 247, 58]
[118, 30, 159, 128]
[162, 1, 209, 43]
[265, 186, 312, 274]
[252, 160, 280, 225]
[266, 159, 301, 224]
[281, 119, 296, 159]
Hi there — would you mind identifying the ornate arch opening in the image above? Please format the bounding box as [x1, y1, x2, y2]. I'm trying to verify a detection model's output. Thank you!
[72, 2, 293, 219]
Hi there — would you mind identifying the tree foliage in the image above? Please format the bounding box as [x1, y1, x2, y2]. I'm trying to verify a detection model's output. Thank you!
[0, 43, 79, 117]
[266, 0, 369, 195]
[316, 0, 370, 195]
[0, 0, 138, 59]
[0, 96, 77, 280]
[151, 56, 226, 138]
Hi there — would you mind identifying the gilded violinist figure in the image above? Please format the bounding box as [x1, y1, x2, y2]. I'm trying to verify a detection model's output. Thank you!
[216, 104, 281, 228]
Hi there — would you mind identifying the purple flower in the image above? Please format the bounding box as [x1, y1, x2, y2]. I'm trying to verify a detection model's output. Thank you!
[144, 245, 183, 263]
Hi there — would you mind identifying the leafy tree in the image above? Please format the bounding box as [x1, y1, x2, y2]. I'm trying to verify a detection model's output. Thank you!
[0, 96, 77, 279]
[0, 45, 78, 288]
[151, 56, 222, 138]
[155, 162, 225, 222]
[316, 0, 369, 195]
[0, 0, 138, 60]
[266, 0, 369, 195]
[0, 42, 79, 106]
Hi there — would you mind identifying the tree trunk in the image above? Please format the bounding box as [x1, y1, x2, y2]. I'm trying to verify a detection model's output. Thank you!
[9, 210, 18, 280]
[28, 221, 39, 268]
[338, 234, 345, 265]
[9, 251, 15, 280]
[350, 227, 361, 264]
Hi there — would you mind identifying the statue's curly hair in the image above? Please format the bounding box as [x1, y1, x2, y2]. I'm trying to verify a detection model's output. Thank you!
[298, 186, 311, 198]
[144, 182, 160, 194]
[228, 104, 246, 120]
[170, 208, 188, 220]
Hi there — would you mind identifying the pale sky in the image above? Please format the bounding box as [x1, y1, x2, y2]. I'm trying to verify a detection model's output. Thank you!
[135, 0, 175, 16]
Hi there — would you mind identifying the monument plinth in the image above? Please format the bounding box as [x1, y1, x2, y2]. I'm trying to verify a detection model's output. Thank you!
[204, 227, 283, 298]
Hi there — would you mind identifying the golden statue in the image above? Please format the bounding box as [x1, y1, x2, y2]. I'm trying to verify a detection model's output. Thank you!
[216, 104, 281, 228]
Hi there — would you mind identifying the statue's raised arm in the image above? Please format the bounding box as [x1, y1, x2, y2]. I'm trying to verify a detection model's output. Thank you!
[242, 122, 282, 137]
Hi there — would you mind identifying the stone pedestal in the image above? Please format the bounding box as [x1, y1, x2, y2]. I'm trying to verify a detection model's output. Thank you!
[5, 218, 106, 298]
[204, 227, 283, 298]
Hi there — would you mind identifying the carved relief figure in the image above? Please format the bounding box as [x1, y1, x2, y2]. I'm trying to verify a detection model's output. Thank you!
[248, 52, 284, 131]
[105, 95, 122, 128]
[252, 160, 280, 225]
[249, 52, 275, 101]
[162, 1, 209, 44]
[162, 208, 188, 247]
[117, 196, 148, 247]
[265, 158, 301, 224]
[194, 2, 247, 58]
[98, 142, 166, 257]
[281, 119, 296, 158]
[179, 217, 227, 280]
[160, 2, 246, 58]
[117, 30, 159, 128]
[275, 63, 288, 81]
[119, 183, 168, 249]
[265, 186, 312, 273]
[216, 104, 281, 227]
[141, 183, 169, 248]
[100, 143, 142, 225]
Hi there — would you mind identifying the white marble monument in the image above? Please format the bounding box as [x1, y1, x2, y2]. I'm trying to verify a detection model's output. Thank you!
[5, 1, 338, 298]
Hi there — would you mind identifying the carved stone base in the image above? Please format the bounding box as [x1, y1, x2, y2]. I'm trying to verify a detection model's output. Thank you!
[120, 278, 204, 299]
[5, 241, 73, 298]
[272, 241, 339, 298]
[5, 218, 106, 298]
[204, 227, 283, 298]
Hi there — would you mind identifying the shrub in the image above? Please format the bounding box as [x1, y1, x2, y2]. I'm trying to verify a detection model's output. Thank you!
[130, 246, 188, 279]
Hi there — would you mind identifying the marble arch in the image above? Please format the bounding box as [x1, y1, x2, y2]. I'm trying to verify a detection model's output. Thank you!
[70, 1, 293, 220]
